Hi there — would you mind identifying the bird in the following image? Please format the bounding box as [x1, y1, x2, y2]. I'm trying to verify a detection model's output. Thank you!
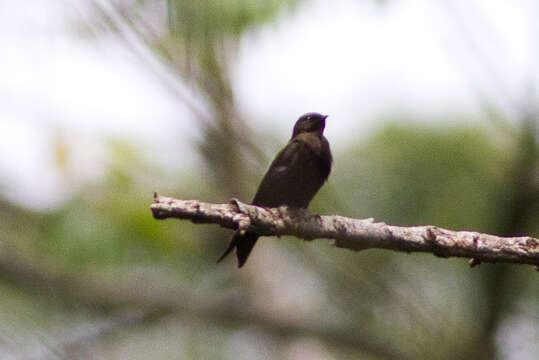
[217, 112, 333, 268]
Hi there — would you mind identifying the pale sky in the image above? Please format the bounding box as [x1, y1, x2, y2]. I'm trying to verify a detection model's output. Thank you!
[1, 0, 538, 209]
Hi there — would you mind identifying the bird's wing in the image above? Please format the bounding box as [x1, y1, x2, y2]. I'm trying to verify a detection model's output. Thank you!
[251, 139, 314, 207]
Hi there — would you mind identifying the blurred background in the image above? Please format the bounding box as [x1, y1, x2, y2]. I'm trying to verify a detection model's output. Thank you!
[1, 0, 538, 359]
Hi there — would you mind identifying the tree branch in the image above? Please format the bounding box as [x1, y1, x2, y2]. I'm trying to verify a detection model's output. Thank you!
[150, 194, 539, 267]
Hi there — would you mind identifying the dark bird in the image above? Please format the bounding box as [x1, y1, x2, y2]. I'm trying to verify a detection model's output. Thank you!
[217, 112, 332, 267]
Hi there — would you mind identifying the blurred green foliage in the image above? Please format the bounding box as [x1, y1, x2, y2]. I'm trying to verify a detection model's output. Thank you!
[0, 0, 537, 359]
[335, 124, 512, 231]
[167, 0, 301, 37]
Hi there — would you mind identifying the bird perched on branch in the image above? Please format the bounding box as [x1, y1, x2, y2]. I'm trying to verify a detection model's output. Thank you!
[217, 112, 333, 267]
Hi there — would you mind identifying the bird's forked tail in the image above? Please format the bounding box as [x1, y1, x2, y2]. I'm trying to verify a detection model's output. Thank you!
[217, 231, 259, 268]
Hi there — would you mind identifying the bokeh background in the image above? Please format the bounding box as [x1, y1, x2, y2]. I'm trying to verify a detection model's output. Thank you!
[1, 0, 538, 359]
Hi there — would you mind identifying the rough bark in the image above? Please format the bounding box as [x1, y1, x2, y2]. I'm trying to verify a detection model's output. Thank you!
[150, 194, 539, 267]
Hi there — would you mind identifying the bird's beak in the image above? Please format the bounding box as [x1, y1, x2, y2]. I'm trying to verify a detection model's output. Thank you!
[319, 115, 328, 131]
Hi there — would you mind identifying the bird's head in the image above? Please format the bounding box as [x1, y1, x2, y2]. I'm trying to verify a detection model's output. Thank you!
[292, 112, 328, 138]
